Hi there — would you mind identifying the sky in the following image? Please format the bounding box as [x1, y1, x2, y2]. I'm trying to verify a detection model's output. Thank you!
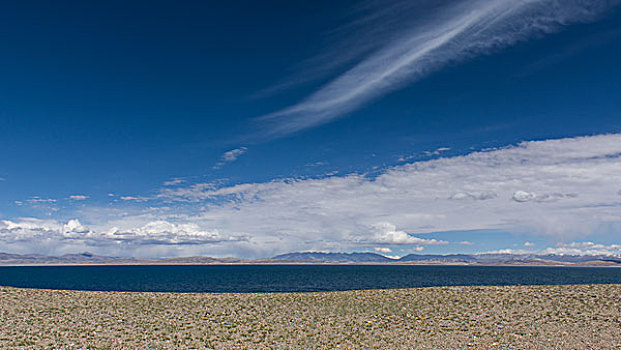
[1, 0, 621, 258]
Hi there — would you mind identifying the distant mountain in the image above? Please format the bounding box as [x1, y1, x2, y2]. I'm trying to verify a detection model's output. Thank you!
[1, 251, 619, 266]
[273, 252, 478, 264]
[271, 252, 621, 265]
[474, 253, 621, 264]
[160, 256, 242, 264]
[58, 252, 126, 263]
[399, 254, 477, 263]
[0, 252, 153, 265]
[0, 252, 295, 265]
[272, 252, 395, 263]
[537, 254, 621, 263]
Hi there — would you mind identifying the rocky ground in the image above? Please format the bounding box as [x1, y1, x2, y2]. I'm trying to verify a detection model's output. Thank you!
[0, 284, 619, 349]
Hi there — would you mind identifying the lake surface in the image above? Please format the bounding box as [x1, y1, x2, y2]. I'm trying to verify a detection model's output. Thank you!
[0, 265, 620, 293]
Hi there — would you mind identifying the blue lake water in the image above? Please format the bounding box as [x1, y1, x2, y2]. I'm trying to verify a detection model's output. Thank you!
[0, 265, 620, 293]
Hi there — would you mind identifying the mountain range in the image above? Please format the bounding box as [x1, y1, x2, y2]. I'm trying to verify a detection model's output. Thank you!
[0, 251, 620, 266]
[273, 252, 621, 265]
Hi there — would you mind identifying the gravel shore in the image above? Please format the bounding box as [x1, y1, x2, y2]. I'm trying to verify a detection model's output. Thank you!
[1, 284, 619, 349]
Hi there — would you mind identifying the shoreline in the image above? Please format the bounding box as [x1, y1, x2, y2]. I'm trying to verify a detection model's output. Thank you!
[1, 282, 621, 294]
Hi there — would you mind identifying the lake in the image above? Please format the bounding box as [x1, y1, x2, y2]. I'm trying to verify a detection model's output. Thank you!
[0, 265, 620, 293]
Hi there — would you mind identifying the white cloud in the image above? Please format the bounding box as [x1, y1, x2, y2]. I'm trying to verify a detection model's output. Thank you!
[105, 221, 229, 245]
[1, 218, 91, 239]
[426, 147, 451, 156]
[222, 147, 247, 162]
[2, 133, 621, 258]
[157, 183, 257, 202]
[0, 217, 243, 257]
[155, 133, 621, 255]
[120, 196, 148, 202]
[62, 219, 91, 237]
[371, 222, 448, 245]
[511, 190, 574, 203]
[450, 191, 497, 200]
[524, 242, 535, 247]
[256, 0, 617, 137]
[374, 247, 392, 253]
[69, 195, 89, 201]
[1, 218, 58, 233]
[544, 242, 621, 256]
[163, 179, 184, 186]
[27, 197, 56, 204]
[214, 147, 248, 169]
[483, 248, 532, 255]
[512, 190, 537, 202]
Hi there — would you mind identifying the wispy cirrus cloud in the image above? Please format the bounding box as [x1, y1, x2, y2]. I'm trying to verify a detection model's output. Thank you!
[256, 0, 619, 138]
[27, 197, 56, 204]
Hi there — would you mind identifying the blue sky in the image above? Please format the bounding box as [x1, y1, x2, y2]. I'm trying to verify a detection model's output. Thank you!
[1, 0, 621, 258]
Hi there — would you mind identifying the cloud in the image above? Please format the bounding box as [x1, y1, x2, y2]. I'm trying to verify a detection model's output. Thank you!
[1, 218, 58, 233]
[222, 147, 248, 162]
[482, 242, 621, 256]
[0, 219, 91, 239]
[2, 133, 621, 257]
[157, 183, 257, 202]
[62, 219, 90, 236]
[163, 179, 185, 186]
[524, 241, 535, 247]
[511, 190, 575, 203]
[375, 247, 392, 253]
[370, 222, 449, 245]
[511, 190, 537, 202]
[105, 221, 233, 245]
[450, 191, 497, 200]
[543, 242, 621, 256]
[426, 147, 451, 156]
[0, 218, 243, 256]
[27, 197, 56, 204]
[256, 0, 618, 138]
[120, 196, 148, 202]
[68, 195, 89, 201]
[483, 248, 532, 255]
[213, 147, 248, 169]
[152, 133, 621, 254]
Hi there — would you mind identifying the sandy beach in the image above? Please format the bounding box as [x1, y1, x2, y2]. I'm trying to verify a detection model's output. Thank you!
[0, 284, 619, 349]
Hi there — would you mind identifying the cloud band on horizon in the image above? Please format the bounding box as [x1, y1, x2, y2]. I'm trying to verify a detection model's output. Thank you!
[2, 133, 621, 258]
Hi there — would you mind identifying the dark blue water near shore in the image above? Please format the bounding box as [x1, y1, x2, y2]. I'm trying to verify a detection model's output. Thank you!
[0, 265, 620, 293]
